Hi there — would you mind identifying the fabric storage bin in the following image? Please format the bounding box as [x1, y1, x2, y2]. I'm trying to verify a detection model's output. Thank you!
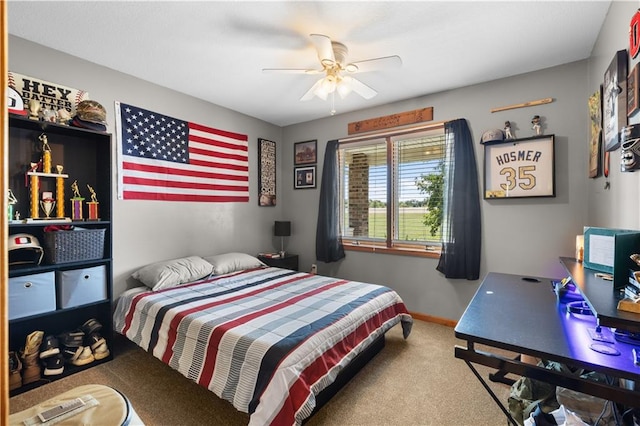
[9, 271, 56, 320]
[43, 228, 106, 264]
[57, 265, 107, 309]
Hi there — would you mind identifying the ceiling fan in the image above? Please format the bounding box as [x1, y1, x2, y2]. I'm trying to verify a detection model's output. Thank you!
[263, 34, 402, 103]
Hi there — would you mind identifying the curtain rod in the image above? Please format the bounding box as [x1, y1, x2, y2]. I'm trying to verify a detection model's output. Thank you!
[338, 119, 449, 143]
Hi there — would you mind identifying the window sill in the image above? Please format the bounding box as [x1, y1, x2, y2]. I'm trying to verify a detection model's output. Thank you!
[343, 243, 441, 259]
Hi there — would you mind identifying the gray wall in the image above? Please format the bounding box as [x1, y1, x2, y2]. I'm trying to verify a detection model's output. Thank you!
[283, 61, 588, 320]
[9, 2, 634, 321]
[587, 1, 640, 229]
[9, 36, 285, 297]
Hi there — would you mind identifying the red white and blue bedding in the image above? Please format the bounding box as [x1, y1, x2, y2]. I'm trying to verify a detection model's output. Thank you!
[113, 266, 412, 425]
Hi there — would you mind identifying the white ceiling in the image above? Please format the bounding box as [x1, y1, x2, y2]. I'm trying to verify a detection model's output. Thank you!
[7, 1, 611, 127]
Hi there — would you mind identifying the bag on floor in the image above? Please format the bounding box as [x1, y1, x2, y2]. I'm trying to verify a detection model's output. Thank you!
[523, 404, 590, 426]
[556, 371, 618, 426]
[508, 360, 568, 425]
[508, 374, 559, 425]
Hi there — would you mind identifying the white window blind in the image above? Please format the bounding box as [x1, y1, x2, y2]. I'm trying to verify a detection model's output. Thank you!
[339, 126, 446, 249]
[393, 133, 446, 243]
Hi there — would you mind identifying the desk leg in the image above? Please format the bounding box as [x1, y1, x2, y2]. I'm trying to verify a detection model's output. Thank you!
[488, 354, 520, 386]
[463, 360, 519, 426]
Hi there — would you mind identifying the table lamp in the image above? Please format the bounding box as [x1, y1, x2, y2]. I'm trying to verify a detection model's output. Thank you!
[274, 221, 291, 256]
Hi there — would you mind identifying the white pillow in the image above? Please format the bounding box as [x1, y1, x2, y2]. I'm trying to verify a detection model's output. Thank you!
[132, 256, 213, 291]
[202, 252, 265, 275]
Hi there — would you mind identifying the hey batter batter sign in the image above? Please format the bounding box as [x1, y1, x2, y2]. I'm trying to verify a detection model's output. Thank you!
[484, 135, 555, 199]
[8, 71, 89, 116]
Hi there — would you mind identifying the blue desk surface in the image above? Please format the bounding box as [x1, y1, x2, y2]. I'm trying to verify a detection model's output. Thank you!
[455, 272, 640, 382]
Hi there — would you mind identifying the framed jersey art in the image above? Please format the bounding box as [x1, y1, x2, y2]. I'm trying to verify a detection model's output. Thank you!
[484, 135, 555, 199]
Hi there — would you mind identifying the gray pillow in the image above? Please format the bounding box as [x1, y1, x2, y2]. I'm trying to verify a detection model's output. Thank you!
[132, 256, 213, 291]
[202, 252, 265, 275]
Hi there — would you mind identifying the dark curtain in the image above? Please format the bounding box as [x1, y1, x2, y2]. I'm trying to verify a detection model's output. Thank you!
[316, 140, 346, 263]
[436, 119, 481, 280]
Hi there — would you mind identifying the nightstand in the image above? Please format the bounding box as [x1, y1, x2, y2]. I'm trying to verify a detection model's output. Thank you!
[258, 254, 299, 271]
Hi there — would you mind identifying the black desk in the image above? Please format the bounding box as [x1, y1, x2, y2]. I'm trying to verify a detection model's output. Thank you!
[560, 257, 640, 332]
[455, 272, 640, 424]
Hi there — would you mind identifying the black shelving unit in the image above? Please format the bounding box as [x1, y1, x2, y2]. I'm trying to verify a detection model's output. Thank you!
[7, 115, 113, 396]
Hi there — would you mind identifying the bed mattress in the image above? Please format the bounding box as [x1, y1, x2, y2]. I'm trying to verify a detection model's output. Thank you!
[113, 266, 412, 425]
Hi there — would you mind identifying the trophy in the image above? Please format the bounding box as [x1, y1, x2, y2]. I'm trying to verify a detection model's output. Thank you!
[39, 133, 52, 174]
[87, 184, 100, 220]
[55, 165, 65, 218]
[29, 162, 39, 219]
[70, 180, 84, 221]
[40, 192, 56, 219]
[8, 189, 17, 221]
[28, 100, 41, 120]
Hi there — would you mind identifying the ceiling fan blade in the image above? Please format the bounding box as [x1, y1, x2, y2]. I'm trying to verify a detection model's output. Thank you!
[262, 68, 324, 75]
[349, 77, 378, 100]
[347, 55, 402, 73]
[300, 78, 325, 101]
[310, 34, 335, 66]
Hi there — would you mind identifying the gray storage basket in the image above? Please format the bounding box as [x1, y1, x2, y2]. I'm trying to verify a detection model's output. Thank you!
[43, 228, 106, 264]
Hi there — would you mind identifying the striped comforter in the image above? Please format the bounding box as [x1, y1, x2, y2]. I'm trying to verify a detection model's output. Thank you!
[113, 266, 412, 425]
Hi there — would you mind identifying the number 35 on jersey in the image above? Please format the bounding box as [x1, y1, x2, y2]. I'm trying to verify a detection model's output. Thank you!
[484, 135, 555, 199]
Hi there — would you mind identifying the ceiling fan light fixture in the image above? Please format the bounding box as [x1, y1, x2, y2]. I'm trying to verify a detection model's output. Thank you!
[312, 78, 330, 100]
[313, 76, 337, 100]
[281, 34, 398, 105]
[336, 77, 353, 99]
[314, 88, 329, 101]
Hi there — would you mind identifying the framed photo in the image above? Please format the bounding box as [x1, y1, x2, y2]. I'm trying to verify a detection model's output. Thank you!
[588, 86, 602, 178]
[483, 135, 555, 199]
[294, 140, 317, 165]
[258, 138, 276, 206]
[603, 49, 628, 151]
[294, 166, 316, 189]
[628, 62, 639, 117]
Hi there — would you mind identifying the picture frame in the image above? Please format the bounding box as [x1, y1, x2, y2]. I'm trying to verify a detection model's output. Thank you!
[294, 166, 316, 189]
[294, 140, 317, 165]
[588, 86, 602, 178]
[483, 134, 555, 199]
[628, 62, 639, 117]
[258, 138, 276, 206]
[603, 49, 628, 151]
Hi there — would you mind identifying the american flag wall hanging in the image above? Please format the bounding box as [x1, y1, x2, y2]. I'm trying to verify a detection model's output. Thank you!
[115, 102, 249, 202]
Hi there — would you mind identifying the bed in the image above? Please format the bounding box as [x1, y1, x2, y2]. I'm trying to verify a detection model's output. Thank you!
[113, 253, 413, 425]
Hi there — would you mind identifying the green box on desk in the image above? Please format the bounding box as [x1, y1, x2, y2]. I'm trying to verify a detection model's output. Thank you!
[583, 227, 640, 289]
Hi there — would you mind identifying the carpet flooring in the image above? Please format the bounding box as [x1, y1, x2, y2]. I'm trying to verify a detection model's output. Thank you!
[9, 320, 515, 425]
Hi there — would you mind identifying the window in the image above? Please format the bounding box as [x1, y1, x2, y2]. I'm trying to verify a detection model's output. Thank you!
[338, 126, 446, 256]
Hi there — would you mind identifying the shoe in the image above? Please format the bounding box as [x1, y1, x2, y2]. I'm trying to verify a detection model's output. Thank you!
[22, 331, 44, 356]
[70, 346, 94, 366]
[20, 351, 41, 384]
[62, 345, 83, 363]
[43, 354, 64, 376]
[92, 341, 110, 361]
[39, 335, 60, 359]
[86, 332, 106, 350]
[58, 330, 85, 349]
[20, 330, 44, 384]
[81, 318, 102, 336]
[8, 351, 22, 390]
